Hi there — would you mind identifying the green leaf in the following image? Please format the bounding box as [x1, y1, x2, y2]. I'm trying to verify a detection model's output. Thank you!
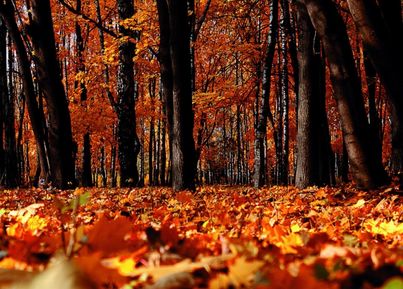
[343, 234, 358, 247]
[382, 278, 403, 289]
[314, 264, 329, 280]
[78, 191, 90, 206]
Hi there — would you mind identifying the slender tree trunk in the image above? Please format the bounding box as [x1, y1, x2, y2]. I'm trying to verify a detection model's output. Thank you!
[0, 18, 6, 183]
[0, 18, 17, 187]
[364, 55, 383, 170]
[29, 0, 76, 188]
[148, 81, 156, 185]
[346, 0, 403, 174]
[254, 0, 278, 188]
[236, 105, 242, 184]
[99, 146, 107, 187]
[279, 0, 289, 185]
[75, 0, 92, 187]
[116, 0, 140, 187]
[302, 0, 387, 188]
[166, 0, 196, 191]
[156, 0, 174, 186]
[110, 141, 117, 187]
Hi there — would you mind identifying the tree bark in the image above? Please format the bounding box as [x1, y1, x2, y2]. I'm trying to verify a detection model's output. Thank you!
[74, 0, 92, 187]
[364, 54, 383, 171]
[165, 0, 196, 191]
[254, 0, 278, 188]
[29, 0, 76, 188]
[346, 0, 403, 174]
[0, 2, 50, 185]
[295, 2, 333, 188]
[0, 17, 6, 183]
[302, 0, 387, 188]
[156, 0, 174, 186]
[116, 0, 140, 187]
[0, 17, 17, 187]
[279, 0, 289, 185]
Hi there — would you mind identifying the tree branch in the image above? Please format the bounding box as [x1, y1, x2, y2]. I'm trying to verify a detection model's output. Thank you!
[57, 0, 117, 38]
[194, 0, 212, 41]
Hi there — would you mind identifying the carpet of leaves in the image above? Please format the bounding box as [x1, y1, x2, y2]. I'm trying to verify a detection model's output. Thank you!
[0, 185, 402, 289]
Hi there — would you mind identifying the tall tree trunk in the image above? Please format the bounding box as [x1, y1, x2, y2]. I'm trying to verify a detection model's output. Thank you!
[75, 0, 92, 187]
[29, 0, 76, 188]
[346, 0, 403, 174]
[0, 2, 50, 185]
[148, 80, 156, 185]
[160, 109, 167, 185]
[302, 0, 387, 188]
[295, 2, 333, 188]
[166, 0, 196, 191]
[0, 18, 17, 187]
[116, 0, 140, 187]
[0, 17, 6, 183]
[364, 55, 383, 171]
[110, 141, 117, 187]
[156, 0, 174, 186]
[279, 0, 289, 185]
[99, 146, 107, 187]
[254, 0, 278, 188]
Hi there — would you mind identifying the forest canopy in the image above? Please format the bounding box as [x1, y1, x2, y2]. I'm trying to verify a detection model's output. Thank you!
[0, 0, 402, 190]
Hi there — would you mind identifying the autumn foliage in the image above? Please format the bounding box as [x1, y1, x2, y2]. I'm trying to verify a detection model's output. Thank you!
[0, 186, 401, 288]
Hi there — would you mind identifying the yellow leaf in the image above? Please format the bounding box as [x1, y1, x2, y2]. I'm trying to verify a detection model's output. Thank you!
[228, 256, 264, 287]
[291, 223, 302, 233]
[352, 199, 365, 208]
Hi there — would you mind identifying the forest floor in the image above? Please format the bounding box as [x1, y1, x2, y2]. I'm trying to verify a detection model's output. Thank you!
[0, 185, 401, 289]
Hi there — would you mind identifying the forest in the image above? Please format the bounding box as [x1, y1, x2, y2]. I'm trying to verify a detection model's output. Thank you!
[0, 0, 402, 288]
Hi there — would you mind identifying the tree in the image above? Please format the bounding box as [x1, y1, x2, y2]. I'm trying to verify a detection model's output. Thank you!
[165, 0, 196, 191]
[301, 0, 387, 188]
[0, 17, 17, 187]
[346, 0, 403, 175]
[75, 0, 92, 187]
[116, 0, 141, 187]
[253, 0, 278, 188]
[0, 17, 6, 184]
[28, 0, 76, 188]
[295, 1, 334, 188]
[0, 1, 50, 186]
[156, 0, 174, 186]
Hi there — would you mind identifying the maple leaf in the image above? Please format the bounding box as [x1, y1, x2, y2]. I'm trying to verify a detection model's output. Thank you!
[85, 216, 133, 256]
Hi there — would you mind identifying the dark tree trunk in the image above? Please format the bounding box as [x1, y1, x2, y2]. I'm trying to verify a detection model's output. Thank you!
[364, 55, 383, 171]
[0, 18, 17, 187]
[29, 0, 76, 188]
[160, 110, 167, 185]
[116, 0, 140, 187]
[148, 79, 156, 185]
[254, 0, 278, 188]
[0, 18, 5, 182]
[279, 0, 289, 185]
[110, 142, 117, 187]
[0, 2, 50, 185]
[295, 2, 333, 188]
[156, 0, 174, 186]
[346, 0, 403, 174]
[166, 0, 196, 191]
[75, 0, 92, 187]
[236, 105, 242, 184]
[99, 146, 107, 187]
[302, 0, 387, 188]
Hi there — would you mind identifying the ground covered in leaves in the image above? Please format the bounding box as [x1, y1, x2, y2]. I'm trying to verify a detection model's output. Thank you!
[0, 185, 401, 289]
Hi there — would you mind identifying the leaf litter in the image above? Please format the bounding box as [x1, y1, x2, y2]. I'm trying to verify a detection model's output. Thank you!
[0, 185, 401, 289]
